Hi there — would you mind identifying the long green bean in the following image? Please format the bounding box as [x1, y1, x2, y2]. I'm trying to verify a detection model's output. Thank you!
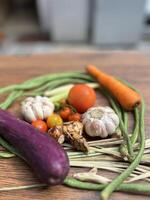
[64, 177, 150, 194]
[0, 91, 23, 110]
[21, 71, 85, 86]
[33, 78, 92, 93]
[119, 88, 140, 159]
[0, 72, 95, 109]
[25, 79, 92, 96]
[0, 137, 23, 159]
[101, 89, 134, 159]
[130, 107, 139, 144]
[0, 72, 93, 94]
[100, 98, 145, 200]
[0, 176, 149, 193]
[0, 72, 80, 93]
[120, 107, 140, 157]
[122, 111, 128, 132]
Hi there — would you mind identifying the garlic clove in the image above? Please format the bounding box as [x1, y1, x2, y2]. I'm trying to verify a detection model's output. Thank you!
[32, 102, 44, 120]
[108, 113, 119, 127]
[35, 96, 43, 102]
[91, 119, 102, 136]
[42, 105, 53, 119]
[23, 101, 32, 107]
[21, 105, 36, 122]
[105, 106, 114, 112]
[82, 112, 91, 123]
[84, 121, 93, 137]
[99, 120, 108, 138]
[103, 115, 116, 135]
[81, 114, 87, 124]
[42, 98, 54, 108]
[85, 119, 100, 137]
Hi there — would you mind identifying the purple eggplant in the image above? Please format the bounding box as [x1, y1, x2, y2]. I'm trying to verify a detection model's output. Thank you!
[0, 109, 69, 185]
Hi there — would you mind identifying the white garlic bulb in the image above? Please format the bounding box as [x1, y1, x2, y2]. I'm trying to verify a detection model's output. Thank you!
[21, 96, 54, 122]
[82, 106, 119, 138]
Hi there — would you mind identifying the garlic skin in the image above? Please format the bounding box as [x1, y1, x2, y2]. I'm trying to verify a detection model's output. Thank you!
[21, 96, 54, 122]
[82, 106, 119, 138]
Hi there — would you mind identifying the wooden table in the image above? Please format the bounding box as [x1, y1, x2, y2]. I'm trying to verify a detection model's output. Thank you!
[0, 52, 150, 200]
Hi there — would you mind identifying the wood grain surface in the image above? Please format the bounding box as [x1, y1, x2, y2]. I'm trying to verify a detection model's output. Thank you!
[0, 52, 150, 200]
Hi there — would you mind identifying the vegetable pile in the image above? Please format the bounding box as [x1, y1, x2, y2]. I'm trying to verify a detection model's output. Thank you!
[0, 65, 148, 200]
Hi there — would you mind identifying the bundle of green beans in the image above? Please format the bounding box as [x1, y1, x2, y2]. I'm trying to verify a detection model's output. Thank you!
[0, 71, 147, 199]
[0, 71, 94, 109]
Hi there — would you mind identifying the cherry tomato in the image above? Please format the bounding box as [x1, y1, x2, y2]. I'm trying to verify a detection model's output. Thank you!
[32, 120, 48, 133]
[59, 107, 71, 121]
[47, 113, 63, 128]
[67, 84, 96, 113]
[68, 113, 81, 122]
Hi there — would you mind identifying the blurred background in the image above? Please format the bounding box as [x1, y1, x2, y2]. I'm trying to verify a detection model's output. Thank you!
[0, 0, 149, 55]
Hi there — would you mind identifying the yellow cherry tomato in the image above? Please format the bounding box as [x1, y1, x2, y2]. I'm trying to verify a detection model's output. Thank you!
[47, 113, 63, 128]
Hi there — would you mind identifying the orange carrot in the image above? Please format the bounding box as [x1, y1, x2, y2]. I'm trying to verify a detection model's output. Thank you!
[86, 65, 141, 111]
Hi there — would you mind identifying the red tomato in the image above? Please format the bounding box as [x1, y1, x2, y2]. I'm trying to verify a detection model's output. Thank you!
[67, 84, 96, 113]
[68, 113, 81, 121]
[32, 120, 48, 133]
[59, 107, 71, 121]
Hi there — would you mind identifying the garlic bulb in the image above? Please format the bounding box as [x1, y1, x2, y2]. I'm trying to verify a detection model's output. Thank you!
[82, 106, 119, 138]
[21, 96, 54, 122]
